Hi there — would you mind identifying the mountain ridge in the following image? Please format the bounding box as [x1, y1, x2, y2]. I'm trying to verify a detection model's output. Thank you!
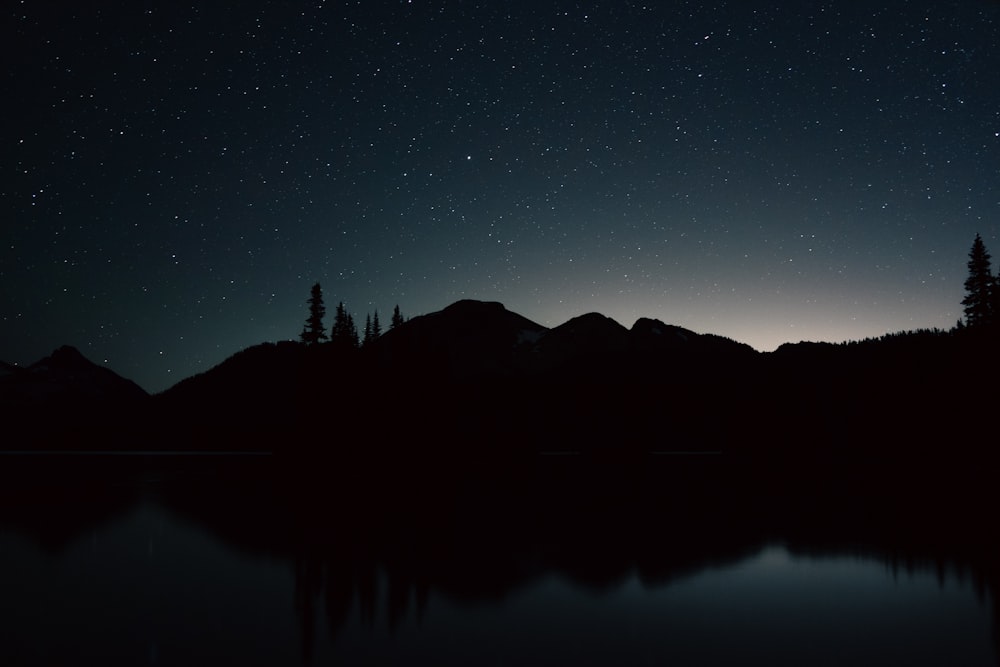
[2, 300, 991, 456]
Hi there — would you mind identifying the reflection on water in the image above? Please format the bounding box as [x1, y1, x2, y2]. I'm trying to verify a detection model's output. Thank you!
[0, 503, 297, 667]
[294, 546, 994, 667]
[0, 456, 996, 666]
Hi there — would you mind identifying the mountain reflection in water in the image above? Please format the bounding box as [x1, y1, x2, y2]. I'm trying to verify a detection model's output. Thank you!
[0, 453, 996, 666]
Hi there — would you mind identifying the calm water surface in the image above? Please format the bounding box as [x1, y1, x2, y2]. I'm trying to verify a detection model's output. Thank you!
[0, 457, 995, 666]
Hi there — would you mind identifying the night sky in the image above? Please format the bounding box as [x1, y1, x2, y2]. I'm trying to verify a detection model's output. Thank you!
[5, 1, 1000, 393]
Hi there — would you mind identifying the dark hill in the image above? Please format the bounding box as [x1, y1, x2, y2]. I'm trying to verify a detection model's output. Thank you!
[531, 312, 629, 376]
[627, 318, 759, 379]
[6, 346, 148, 403]
[0, 346, 149, 448]
[153, 341, 347, 450]
[630, 318, 757, 358]
[760, 327, 1000, 457]
[373, 299, 547, 380]
[158, 341, 306, 406]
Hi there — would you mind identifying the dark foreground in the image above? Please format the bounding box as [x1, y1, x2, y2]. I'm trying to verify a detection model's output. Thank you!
[0, 451, 997, 665]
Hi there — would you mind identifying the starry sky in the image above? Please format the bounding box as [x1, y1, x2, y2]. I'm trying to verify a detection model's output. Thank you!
[5, 1, 1000, 393]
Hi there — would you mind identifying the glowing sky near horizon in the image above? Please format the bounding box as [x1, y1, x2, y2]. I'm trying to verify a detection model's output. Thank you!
[4, 1, 1000, 392]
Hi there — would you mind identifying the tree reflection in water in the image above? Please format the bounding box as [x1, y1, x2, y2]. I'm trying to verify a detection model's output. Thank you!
[0, 453, 997, 665]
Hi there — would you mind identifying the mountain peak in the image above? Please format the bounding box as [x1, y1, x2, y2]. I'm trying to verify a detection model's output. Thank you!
[631, 318, 695, 342]
[12, 346, 149, 399]
[441, 299, 509, 317]
[557, 312, 627, 333]
[46, 345, 90, 367]
[25, 345, 94, 373]
[533, 312, 629, 371]
[376, 299, 546, 379]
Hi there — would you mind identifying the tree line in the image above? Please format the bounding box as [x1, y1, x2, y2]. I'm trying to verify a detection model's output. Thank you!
[299, 282, 404, 348]
[298, 234, 996, 350]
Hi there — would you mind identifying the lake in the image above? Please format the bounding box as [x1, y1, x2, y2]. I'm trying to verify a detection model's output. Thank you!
[0, 453, 996, 666]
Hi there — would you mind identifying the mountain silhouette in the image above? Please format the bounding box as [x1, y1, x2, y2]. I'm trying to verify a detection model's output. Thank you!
[373, 299, 547, 379]
[155, 341, 307, 435]
[531, 312, 629, 376]
[1, 345, 148, 403]
[131, 299, 768, 454]
[0, 346, 150, 448]
[4, 300, 997, 459]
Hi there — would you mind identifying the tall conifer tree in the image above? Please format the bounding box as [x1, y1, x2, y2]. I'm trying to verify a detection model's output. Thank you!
[361, 311, 382, 348]
[300, 283, 327, 344]
[362, 313, 373, 347]
[962, 233, 995, 327]
[331, 302, 360, 348]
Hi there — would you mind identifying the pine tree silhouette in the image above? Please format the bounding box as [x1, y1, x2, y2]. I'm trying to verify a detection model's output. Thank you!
[391, 305, 405, 330]
[362, 310, 382, 348]
[362, 313, 374, 348]
[332, 302, 359, 347]
[962, 234, 995, 327]
[300, 283, 328, 345]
